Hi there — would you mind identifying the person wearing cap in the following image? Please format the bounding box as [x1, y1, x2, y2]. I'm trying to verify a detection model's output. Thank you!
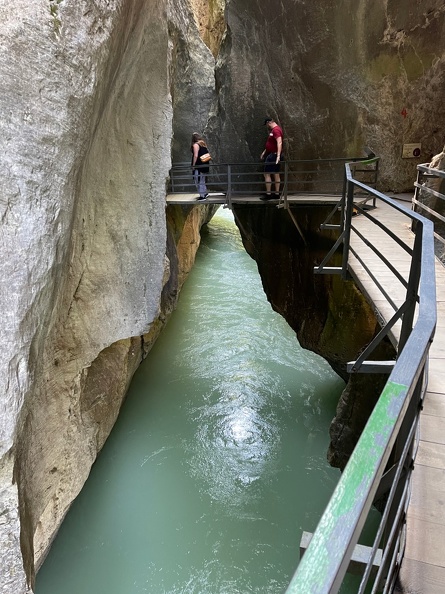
[260, 117, 283, 200]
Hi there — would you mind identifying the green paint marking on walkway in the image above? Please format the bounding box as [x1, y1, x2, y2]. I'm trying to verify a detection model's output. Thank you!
[286, 380, 407, 594]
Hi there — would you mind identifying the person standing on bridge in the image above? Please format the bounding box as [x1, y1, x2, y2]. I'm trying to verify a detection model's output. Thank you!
[191, 132, 210, 201]
[260, 117, 283, 200]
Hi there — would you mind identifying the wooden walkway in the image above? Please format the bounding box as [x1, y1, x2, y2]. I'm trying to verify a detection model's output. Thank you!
[348, 199, 445, 593]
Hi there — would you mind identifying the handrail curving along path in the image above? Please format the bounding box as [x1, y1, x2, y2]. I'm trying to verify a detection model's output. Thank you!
[285, 163, 437, 593]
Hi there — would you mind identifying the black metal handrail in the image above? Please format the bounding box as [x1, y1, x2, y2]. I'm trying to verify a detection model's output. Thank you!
[168, 157, 379, 206]
[286, 162, 436, 593]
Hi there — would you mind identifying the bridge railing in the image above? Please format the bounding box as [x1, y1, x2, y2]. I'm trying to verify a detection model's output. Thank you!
[413, 163, 445, 263]
[168, 157, 379, 205]
[287, 162, 436, 593]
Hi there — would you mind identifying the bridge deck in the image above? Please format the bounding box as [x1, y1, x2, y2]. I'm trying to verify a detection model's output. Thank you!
[349, 200, 445, 594]
[166, 192, 343, 206]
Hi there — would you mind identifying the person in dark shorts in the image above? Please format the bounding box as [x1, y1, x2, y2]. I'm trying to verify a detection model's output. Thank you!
[191, 132, 210, 200]
[260, 117, 283, 200]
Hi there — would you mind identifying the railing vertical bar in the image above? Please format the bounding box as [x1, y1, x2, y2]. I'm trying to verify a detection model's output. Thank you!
[226, 164, 232, 210]
[359, 411, 417, 592]
[381, 529, 404, 594]
[340, 167, 347, 232]
[283, 159, 289, 209]
[373, 159, 379, 204]
[413, 167, 422, 207]
[399, 228, 422, 351]
[341, 179, 355, 279]
[369, 479, 410, 594]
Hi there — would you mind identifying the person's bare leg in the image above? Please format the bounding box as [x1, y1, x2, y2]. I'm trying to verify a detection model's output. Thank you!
[274, 173, 281, 194]
[264, 173, 272, 194]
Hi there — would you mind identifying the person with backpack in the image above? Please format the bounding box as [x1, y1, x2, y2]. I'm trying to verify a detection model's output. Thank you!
[191, 132, 211, 200]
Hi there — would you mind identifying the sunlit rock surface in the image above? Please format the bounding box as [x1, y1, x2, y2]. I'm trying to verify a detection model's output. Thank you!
[0, 0, 215, 590]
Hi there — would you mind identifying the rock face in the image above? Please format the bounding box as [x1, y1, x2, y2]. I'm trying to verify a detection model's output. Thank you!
[208, 0, 445, 191]
[0, 1, 217, 591]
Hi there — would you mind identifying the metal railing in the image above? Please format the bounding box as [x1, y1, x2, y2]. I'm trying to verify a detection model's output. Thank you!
[286, 162, 437, 593]
[168, 157, 379, 208]
[413, 163, 445, 262]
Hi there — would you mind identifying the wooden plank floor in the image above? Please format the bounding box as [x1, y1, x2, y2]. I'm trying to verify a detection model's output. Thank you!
[348, 199, 445, 593]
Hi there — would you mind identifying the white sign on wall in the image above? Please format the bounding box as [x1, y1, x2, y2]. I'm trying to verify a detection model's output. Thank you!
[402, 143, 421, 159]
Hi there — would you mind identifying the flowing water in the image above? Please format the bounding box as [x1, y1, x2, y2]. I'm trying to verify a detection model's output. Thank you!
[36, 208, 349, 593]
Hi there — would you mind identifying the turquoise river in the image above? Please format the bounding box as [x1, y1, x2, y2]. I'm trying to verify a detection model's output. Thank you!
[36, 208, 355, 593]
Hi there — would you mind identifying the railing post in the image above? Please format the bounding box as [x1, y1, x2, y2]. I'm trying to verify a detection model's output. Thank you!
[340, 167, 347, 233]
[411, 167, 422, 231]
[377, 367, 423, 587]
[371, 159, 379, 205]
[341, 172, 355, 279]
[283, 159, 289, 208]
[399, 228, 422, 352]
[226, 164, 232, 209]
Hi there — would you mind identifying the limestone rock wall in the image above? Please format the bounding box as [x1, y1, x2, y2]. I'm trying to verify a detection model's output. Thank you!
[169, 0, 226, 164]
[190, 0, 226, 58]
[0, 1, 217, 591]
[208, 0, 445, 191]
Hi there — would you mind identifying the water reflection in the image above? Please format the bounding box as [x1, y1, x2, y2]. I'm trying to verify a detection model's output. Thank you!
[188, 395, 277, 507]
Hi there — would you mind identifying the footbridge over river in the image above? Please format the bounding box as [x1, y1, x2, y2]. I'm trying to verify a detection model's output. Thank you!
[166, 158, 445, 593]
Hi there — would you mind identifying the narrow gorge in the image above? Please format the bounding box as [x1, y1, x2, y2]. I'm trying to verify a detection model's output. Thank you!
[1, 1, 444, 592]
